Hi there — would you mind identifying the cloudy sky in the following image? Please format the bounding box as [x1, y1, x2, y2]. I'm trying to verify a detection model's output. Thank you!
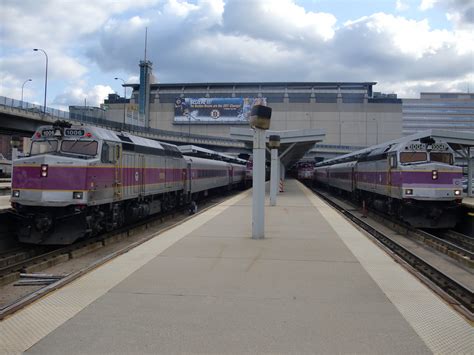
[1, 0, 473, 110]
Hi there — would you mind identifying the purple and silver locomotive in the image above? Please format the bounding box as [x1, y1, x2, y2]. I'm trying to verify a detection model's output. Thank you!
[11, 123, 245, 244]
[314, 138, 463, 228]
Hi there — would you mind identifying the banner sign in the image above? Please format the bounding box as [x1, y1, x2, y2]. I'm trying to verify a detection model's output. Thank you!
[174, 97, 267, 123]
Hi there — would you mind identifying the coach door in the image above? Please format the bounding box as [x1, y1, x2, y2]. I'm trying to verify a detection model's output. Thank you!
[139, 154, 145, 195]
[387, 154, 396, 197]
[187, 162, 192, 193]
[351, 165, 356, 191]
[229, 165, 233, 185]
[165, 158, 173, 189]
[113, 144, 122, 200]
[132, 154, 145, 196]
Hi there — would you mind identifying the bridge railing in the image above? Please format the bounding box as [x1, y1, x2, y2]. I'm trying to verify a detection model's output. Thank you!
[0, 96, 71, 119]
[0, 96, 243, 146]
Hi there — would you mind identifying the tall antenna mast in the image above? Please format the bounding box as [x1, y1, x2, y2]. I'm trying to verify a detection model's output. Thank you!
[144, 27, 148, 61]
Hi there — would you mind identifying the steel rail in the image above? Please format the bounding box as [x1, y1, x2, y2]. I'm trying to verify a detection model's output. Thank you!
[311, 187, 473, 318]
[0, 193, 230, 320]
[358, 202, 474, 266]
[440, 230, 474, 252]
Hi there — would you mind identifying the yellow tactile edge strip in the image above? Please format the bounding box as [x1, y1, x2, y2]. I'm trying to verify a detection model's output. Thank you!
[0, 189, 251, 354]
[298, 182, 473, 354]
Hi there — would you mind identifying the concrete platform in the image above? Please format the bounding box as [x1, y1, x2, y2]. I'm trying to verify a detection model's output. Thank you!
[0, 180, 471, 354]
[0, 183, 10, 197]
[0, 195, 10, 210]
[462, 197, 474, 208]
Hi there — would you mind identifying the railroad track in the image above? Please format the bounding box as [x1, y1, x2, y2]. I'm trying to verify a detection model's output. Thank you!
[0, 246, 53, 274]
[368, 214, 474, 268]
[0, 202, 198, 285]
[439, 230, 474, 252]
[0, 187, 243, 286]
[311, 187, 474, 319]
[0, 191, 240, 320]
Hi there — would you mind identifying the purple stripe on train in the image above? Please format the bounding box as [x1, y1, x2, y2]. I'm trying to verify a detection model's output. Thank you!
[12, 166, 240, 190]
[329, 170, 461, 187]
[12, 166, 87, 190]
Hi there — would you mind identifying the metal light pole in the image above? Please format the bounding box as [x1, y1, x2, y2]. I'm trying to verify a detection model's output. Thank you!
[21, 79, 32, 108]
[33, 48, 48, 114]
[250, 105, 272, 239]
[269, 135, 280, 206]
[115, 77, 127, 130]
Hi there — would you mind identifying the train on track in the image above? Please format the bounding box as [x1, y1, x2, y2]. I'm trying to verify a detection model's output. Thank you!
[296, 161, 315, 182]
[0, 154, 12, 178]
[10, 122, 246, 245]
[312, 138, 463, 228]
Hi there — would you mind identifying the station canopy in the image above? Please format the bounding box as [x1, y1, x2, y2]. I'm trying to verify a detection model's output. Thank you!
[230, 128, 326, 168]
[317, 129, 474, 167]
[178, 144, 247, 164]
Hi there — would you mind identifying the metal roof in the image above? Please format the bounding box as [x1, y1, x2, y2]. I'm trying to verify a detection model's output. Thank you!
[230, 128, 325, 168]
[124, 81, 377, 90]
[178, 144, 247, 164]
[317, 129, 474, 166]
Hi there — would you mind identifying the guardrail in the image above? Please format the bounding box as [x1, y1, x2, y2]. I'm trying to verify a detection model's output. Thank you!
[0, 96, 244, 147]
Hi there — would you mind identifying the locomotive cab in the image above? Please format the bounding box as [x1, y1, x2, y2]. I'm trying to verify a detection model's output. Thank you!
[11, 125, 100, 208]
[396, 141, 462, 201]
[11, 124, 109, 244]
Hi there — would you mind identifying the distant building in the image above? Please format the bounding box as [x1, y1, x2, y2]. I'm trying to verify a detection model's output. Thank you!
[402, 92, 474, 135]
[69, 106, 107, 121]
[104, 81, 403, 147]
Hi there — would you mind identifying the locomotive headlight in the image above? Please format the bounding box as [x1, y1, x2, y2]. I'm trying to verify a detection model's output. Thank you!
[454, 190, 461, 196]
[432, 170, 438, 180]
[405, 189, 413, 195]
[73, 191, 83, 200]
[12, 190, 20, 198]
[40, 164, 48, 177]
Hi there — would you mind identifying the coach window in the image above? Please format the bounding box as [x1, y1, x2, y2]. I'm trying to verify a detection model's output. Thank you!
[400, 152, 427, 164]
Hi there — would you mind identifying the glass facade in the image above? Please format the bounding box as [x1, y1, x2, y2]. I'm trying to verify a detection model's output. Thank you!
[402, 93, 474, 135]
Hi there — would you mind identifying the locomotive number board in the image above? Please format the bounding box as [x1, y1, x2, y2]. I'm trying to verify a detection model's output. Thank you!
[64, 129, 85, 136]
[41, 129, 55, 137]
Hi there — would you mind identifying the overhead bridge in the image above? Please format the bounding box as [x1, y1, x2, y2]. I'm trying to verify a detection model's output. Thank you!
[0, 96, 245, 148]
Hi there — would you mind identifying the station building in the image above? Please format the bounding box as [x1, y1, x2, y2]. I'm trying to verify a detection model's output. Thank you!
[402, 92, 474, 135]
[103, 81, 403, 148]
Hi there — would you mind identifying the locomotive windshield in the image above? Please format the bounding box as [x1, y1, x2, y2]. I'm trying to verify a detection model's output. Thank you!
[399, 152, 427, 164]
[61, 140, 98, 156]
[430, 152, 453, 165]
[30, 140, 58, 156]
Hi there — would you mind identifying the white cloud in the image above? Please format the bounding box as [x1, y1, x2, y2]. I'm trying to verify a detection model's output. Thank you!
[53, 85, 114, 108]
[396, 0, 409, 11]
[0, 0, 160, 49]
[223, 0, 337, 43]
[418, 0, 474, 29]
[1, 0, 473, 107]
[344, 13, 463, 59]
[419, 0, 436, 11]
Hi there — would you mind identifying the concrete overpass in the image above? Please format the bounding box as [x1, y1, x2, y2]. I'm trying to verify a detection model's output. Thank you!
[0, 96, 245, 148]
